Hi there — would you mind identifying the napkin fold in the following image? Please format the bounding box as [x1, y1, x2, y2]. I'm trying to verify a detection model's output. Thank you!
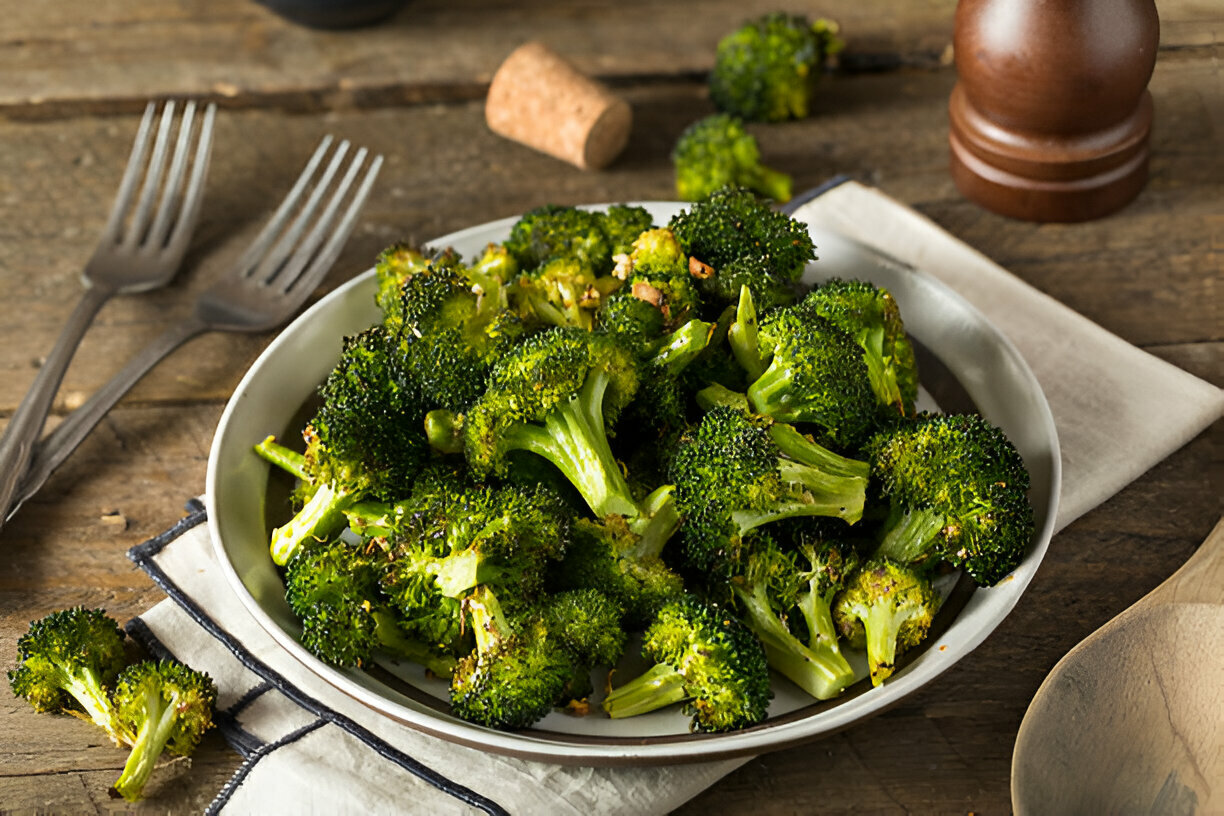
[127, 179, 1224, 815]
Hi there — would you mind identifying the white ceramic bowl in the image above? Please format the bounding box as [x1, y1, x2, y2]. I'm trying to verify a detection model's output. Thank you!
[206, 203, 1060, 764]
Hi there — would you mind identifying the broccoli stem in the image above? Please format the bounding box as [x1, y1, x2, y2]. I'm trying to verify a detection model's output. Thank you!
[270, 482, 355, 566]
[502, 369, 639, 519]
[651, 319, 713, 374]
[371, 610, 458, 678]
[728, 286, 767, 381]
[745, 165, 793, 205]
[745, 358, 802, 422]
[111, 686, 179, 802]
[767, 423, 870, 481]
[856, 325, 905, 410]
[695, 382, 751, 413]
[732, 583, 854, 700]
[602, 662, 690, 718]
[627, 485, 681, 560]
[875, 506, 947, 566]
[857, 601, 912, 686]
[60, 666, 123, 743]
[254, 435, 309, 482]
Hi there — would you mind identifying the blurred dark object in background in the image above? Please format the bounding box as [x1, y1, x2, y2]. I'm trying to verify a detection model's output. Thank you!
[255, 0, 409, 29]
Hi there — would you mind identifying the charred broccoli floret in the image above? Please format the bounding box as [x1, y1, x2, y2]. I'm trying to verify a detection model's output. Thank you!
[797, 279, 919, 415]
[866, 413, 1034, 586]
[668, 406, 869, 579]
[673, 114, 792, 203]
[730, 532, 860, 700]
[833, 558, 937, 686]
[709, 13, 843, 122]
[669, 186, 815, 314]
[602, 595, 772, 733]
[7, 607, 127, 743]
[745, 300, 880, 450]
[109, 660, 217, 802]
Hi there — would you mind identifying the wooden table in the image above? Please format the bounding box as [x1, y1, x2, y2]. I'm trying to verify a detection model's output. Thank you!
[1, 1, 1219, 812]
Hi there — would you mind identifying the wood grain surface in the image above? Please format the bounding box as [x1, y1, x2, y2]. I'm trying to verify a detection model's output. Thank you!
[1, 0, 1220, 813]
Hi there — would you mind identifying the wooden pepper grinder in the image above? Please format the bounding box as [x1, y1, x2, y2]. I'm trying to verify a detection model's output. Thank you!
[949, 0, 1160, 222]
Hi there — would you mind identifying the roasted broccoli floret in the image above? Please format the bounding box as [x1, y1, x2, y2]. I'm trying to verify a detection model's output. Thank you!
[553, 513, 685, 628]
[378, 481, 569, 626]
[266, 326, 431, 566]
[387, 254, 528, 410]
[7, 607, 127, 743]
[602, 595, 772, 733]
[610, 227, 704, 330]
[669, 185, 816, 314]
[505, 204, 612, 273]
[709, 13, 843, 122]
[109, 660, 217, 802]
[866, 413, 1034, 586]
[449, 585, 599, 729]
[745, 300, 880, 450]
[374, 242, 434, 318]
[798, 279, 919, 415]
[673, 113, 792, 203]
[668, 406, 869, 579]
[284, 537, 460, 673]
[729, 532, 859, 700]
[600, 204, 656, 259]
[833, 558, 937, 686]
[510, 256, 607, 330]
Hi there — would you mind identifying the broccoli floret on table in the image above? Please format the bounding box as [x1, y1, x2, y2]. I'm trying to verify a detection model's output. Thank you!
[673, 113, 792, 203]
[7, 607, 128, 744]
[668, 185, 815, 314]
[745, 300, 881, 450]
[109, 659, 217, 802]
[797, 279, 919, 415]
[709, 12, 843, 123]
[865, 413, 1035, 586]
[602, 594, 772, 733]
[833, 558, 938, 687]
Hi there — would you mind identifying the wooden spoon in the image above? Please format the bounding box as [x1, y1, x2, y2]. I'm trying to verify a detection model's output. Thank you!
[1012, 516, 1224, 814]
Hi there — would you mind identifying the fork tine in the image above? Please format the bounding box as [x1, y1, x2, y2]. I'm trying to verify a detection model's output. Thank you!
[282, 153, 384, 298]
[99, 103, 158, 243]
[162, 102, 216, 255]
[273, 146, 368, 291]
[250, 140, 351, 284]
[232, 135, 335, 277]
[145, 100, 198, 250]
[121, 101, 177, 249]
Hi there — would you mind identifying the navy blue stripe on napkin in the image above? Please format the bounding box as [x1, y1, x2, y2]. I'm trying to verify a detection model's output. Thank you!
[127, 503, 510, 816]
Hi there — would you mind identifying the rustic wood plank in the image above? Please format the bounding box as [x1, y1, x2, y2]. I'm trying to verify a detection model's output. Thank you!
[3, 0, 1218, 118]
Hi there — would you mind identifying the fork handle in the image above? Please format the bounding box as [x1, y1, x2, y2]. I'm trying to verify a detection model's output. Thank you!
[7, 315, 209, 521]
[0, 284, 118, 532]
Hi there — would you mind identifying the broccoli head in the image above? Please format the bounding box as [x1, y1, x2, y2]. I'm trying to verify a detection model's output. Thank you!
[833, 558, 937, 686]
[746, 303, 880, 450]
[709, 13, 843, 122]
[668, 405, 869, 580]
[797, 279, 919, 415]
[7, 607, 127, 743]
[109, 659, 217, 801]
[673, 113, 792, 203]
[866, 413, 1035, 586]
[668, 185, 815, 314]
[602, 595, 772, 733]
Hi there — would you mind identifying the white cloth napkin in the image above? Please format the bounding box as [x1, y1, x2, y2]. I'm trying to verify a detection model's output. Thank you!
[127, 179, 1224, 815]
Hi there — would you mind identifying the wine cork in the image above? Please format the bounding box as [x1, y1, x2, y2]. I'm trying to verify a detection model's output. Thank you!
[485, 41, 632, 171]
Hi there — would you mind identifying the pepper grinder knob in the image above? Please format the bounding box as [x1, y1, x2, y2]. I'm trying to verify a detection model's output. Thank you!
[949, 0, 1160, 222]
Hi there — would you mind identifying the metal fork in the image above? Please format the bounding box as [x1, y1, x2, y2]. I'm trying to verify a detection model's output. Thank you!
[5, 137, 383, 523]
[0, 101, 215, 530]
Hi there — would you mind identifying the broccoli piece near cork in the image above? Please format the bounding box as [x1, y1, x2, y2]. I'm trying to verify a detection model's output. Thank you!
[7, 607, 128, 744]
[669, 185, 816, 314]
[673, 113, 792, 203]
[833, 558, 938, 687]
[866, 412, 1035, 586]
[602, 595, 772, 733]
[668, 406, 869, 581]
[710, 12, 843, 123]
[109, 659, 217, 802]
